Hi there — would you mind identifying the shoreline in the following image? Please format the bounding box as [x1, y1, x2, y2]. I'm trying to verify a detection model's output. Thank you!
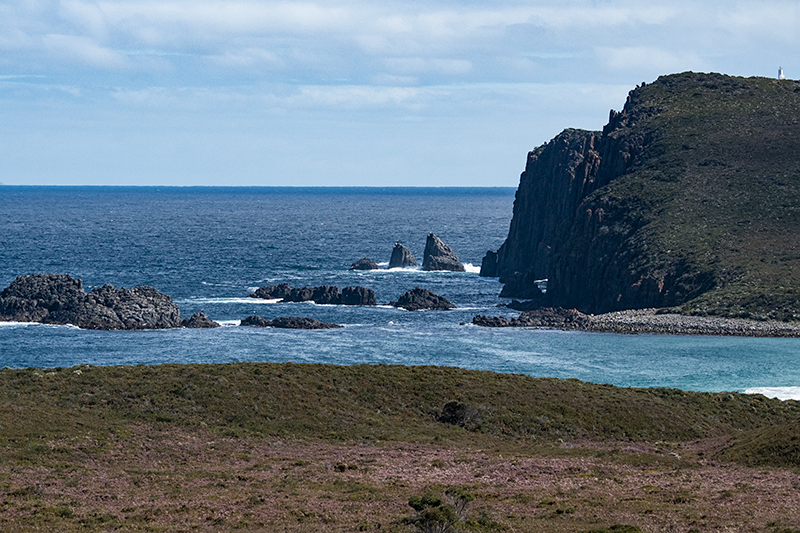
[474, 307, 800, 337]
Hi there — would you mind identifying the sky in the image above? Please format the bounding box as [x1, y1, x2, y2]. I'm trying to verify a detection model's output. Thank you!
[0, 1, 798, 186]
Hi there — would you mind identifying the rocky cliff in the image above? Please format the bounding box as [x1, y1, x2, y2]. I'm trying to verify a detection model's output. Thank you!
[488, 72, 800, 320]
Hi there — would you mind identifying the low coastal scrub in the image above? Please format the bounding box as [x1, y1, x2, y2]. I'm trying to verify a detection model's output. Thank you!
[2, 362, 800, 531]
[2, 362, 799, 450]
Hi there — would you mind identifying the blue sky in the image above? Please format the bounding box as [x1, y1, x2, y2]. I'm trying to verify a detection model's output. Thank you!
[0, 1, 797, 186]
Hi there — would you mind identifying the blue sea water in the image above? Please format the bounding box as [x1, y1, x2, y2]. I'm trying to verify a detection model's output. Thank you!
[1, 186, 799, 398]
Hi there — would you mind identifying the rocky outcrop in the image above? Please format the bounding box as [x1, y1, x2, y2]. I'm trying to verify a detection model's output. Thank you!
[472, 308, 800, 337]
[249, 283, 292, 300]
[489, 72, 800, 318]
[0, 274, 182, 330]
[182, 312, 220, 328]
[240, 315, 343, 329]
[240, 315, 274, 327]
[422, 233, 465, 272]
[248, 284, 376, 306]
[391, 287, 455, 311]
[389, 243, 417, 268]
[339, 286, 377, 306]
[472, 308, 589, 329]
[350, 257, 380, 270]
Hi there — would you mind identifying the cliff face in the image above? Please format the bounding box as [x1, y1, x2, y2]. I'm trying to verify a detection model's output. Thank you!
[492, 72, 800, 320]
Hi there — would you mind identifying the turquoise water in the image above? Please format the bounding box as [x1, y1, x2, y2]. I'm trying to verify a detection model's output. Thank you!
[1, 186, 799, 397]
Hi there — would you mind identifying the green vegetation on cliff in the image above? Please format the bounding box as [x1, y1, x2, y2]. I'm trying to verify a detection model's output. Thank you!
[496, 72, 800, 320]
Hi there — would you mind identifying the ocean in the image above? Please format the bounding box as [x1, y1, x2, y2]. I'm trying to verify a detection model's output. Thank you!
[1, 186, 799, 399]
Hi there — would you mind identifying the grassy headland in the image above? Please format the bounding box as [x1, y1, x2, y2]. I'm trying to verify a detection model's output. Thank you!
[3, 362, 800, 531]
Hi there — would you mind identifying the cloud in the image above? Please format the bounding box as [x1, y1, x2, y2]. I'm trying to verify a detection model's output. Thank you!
[384, 57, 472, 76]
[598, 46, 706, 74]
[42, 34, 129, 68]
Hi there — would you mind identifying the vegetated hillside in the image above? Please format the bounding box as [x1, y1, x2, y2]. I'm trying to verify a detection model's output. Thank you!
[2, 363, 800, 461]
[490, 72, 800, 320]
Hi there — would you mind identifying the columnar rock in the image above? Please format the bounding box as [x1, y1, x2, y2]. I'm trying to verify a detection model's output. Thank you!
[388, 243, 417, 268]
[422, 233, 465, 272]
[390, 287, 455, 311]
[182, 312, 221, 328]
[0, 274, 182, 330]
[349, 257, 380, 270]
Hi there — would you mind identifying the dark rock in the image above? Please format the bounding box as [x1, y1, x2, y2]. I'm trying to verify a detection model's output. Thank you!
[248, 283, 291, 299]
[249, 284, 376, 306]
[499, 271, 548, 300]
[182, 312, 220, 328]
[479, 250, 498, 277]
[310, 286, 341, 305]
[0, 274, 182, 330]
[270, 316, 343, 329]
[438, 401, 482, 427]
[241, 315, 273, 327]
[471, 315, 515, 327]
[340, 286, 377, 306]
[350, 257, 380, 270]
[0, 273, 85, 322]
[505, 298, 548, 311]
[388, 243, 417, 268]
[282, 287, 318, 302]
[422, 233, 465, 272]
[472, 307, 590, 329]
[241, 315, 343, 329]
[391, 287, 455, 311]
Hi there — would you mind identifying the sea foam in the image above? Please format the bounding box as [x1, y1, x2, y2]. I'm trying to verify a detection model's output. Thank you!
[744, 387, 800, 401]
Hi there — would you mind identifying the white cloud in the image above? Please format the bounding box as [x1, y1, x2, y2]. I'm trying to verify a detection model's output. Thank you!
[598, 46, 706, 74]
[206, 48, 282, 68]
[42, 33, 129, 68]
[384, 57, 472, 76]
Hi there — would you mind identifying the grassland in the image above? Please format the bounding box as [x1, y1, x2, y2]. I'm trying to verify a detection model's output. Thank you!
[2, 362, 800, 532]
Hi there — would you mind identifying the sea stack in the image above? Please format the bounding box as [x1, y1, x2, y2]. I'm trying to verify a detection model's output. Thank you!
[422, 233, 465, 272]
[388, 243, 417, 268]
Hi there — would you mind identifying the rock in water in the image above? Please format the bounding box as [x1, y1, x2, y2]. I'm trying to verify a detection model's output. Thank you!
[0, 273, 85, 322]
[182, 312, 221, 328]
[388, 243, 417, 268]
[350, 257, 380, 270]
[422, 233, 465, 272]
[390, 287, 455, 311]
[240, 315, 273, 327]
[0, 274, 182, 330]
[479, 250, 498, 277]
[340, 286, 377, 306]
[240, 315, 342, 329]
[248, 283, 291, 299]
[248, 284, 376, 306]
[270, 316, 343, 329]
